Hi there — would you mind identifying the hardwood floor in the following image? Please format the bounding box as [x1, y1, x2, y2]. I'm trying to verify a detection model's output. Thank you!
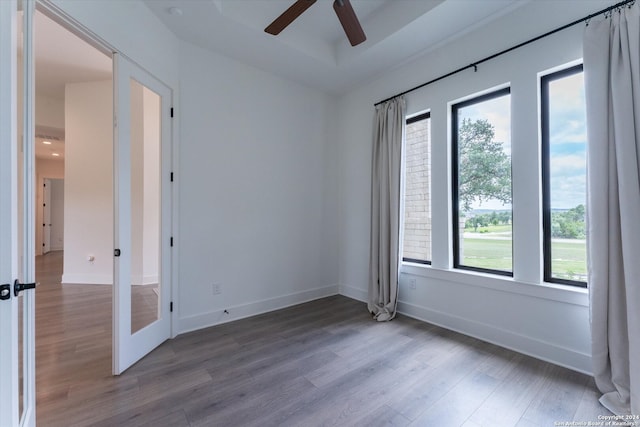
[35, 252, 610, 426]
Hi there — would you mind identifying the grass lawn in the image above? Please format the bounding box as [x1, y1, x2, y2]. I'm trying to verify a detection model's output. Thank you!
[461, 238, 512, 271]
[550, 239, 587, 281]
[462, 237, 587, 280]
[469, 224, 512, 234]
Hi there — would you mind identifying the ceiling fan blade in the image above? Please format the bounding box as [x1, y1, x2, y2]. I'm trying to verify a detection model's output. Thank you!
[333, 0, 366, 46]
[265, 0, 317, 35]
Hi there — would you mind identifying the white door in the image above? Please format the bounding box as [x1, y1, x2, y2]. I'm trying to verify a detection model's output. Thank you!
[113, 53, 172, 374]
[0, 0, 37, 426]
[49, 179, 64, 251]
[42, 179, 51, 254]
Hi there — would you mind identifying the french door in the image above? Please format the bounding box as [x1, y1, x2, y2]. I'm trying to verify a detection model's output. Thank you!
[113, 53, 173, 374]
[0, 0, 37, 426]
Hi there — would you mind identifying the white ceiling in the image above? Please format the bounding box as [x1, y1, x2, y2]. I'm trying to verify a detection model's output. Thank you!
[143, 0, 532, 94]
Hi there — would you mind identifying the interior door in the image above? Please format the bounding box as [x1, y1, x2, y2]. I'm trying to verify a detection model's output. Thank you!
[42, 178, 51, 254]
[0, 0, 37, 426]
[113, 53, 172, 374]
[48, 179, 64, 251]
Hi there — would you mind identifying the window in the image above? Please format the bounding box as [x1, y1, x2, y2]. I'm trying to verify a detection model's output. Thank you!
[403, 112, 432, 264]
[452, 88, 512, 276]
[541, 65, 587, 287]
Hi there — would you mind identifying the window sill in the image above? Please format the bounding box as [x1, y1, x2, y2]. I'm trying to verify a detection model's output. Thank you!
[400, 262, 588, 307]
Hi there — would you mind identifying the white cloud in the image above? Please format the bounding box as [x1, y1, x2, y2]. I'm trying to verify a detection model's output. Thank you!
[550, 154, 586, 175]
[551, 173, 586, 208]
[551, 120, 587, 144]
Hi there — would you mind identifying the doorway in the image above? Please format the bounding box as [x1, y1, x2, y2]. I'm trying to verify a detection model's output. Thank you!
[42, 178, 64, 253]
[32, 6, 115, 415]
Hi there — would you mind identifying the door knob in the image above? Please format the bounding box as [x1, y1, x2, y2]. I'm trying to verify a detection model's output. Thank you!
[14, 279, 37, 297]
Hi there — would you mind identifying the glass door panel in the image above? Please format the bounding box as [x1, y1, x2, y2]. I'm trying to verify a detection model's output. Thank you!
[129, 79, 162, 334]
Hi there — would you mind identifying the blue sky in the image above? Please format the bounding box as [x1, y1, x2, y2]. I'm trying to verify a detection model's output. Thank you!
[548, 72, 586, 210]
[458, 72, 586, 211]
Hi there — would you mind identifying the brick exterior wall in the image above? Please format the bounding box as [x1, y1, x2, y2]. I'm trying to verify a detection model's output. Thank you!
[403, 117, 431, 261]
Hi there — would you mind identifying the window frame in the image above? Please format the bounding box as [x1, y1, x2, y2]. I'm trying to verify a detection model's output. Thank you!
[540, 63, 587, 288]
[402, 111, 432, 265]
[451, 87, 513, 277]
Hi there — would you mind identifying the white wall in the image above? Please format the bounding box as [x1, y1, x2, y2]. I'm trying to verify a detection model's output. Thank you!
[36, 94, 64, 129]
[336, 0, 616, 374]
[62, 80, 113, 284]
[130, 82, 160, 286]
[142, 87, 160, 284]
[176, 41, 339, 332]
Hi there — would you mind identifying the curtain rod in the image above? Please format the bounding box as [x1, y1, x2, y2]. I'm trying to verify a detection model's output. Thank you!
[374, 0, 635, 107]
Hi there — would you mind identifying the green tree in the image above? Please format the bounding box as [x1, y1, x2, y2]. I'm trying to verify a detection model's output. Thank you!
[551, 204, 586, 239]
[498, 210, 511, 224]
[458, 118, 511, 212]
[566, 204, 585, 222]
[489, 211, 499, 225]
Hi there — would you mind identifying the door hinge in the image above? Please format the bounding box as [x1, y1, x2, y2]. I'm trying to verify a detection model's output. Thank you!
[170, 237, 174, 247]
[170, 107, 174, 118]
[170, 302, 173, 312]
[170, 172, 174, 182]
[114, 248, 121, 257]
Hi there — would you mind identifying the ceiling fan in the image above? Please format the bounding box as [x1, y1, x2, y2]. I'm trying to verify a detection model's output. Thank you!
[265, 0, 367, 47]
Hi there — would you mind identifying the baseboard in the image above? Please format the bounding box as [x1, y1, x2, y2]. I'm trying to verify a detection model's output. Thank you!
[339, 284, 367, 303]
[131, 275, 158, 286]
[396, 300, 592, 375]
[178, 284, 340, 334]
[61, 273, 113, 285]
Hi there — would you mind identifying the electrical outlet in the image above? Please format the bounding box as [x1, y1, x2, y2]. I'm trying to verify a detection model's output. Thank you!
[212, 284, 222, 295]
[409, 278, 417, 290]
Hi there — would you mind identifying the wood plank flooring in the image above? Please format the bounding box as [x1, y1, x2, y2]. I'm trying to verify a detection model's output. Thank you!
[34, 252, 611, 426]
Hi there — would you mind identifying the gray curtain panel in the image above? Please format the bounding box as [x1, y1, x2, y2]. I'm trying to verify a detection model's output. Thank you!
[584, 3, 640, 416]
[368, 96, 405, 322]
